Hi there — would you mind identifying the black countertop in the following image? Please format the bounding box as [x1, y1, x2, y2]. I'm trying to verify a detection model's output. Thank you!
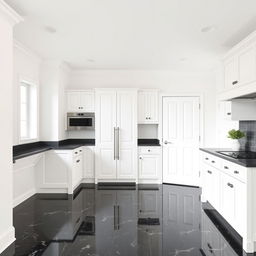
[13, 139, 95, 162]
[200, 148, 256, 167]
[138, 139, 161, 146]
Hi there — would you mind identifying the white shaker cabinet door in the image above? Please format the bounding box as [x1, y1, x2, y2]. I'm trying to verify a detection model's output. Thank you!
[67, 92, 80, 112]
[95, 90, 117, 179]
[80, 91, 95, 112]
[116, 90, 137, 179]
[83, 146, 95, 179]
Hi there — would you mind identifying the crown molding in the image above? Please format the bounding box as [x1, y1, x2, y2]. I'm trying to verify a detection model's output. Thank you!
[0, 0, 23, 26]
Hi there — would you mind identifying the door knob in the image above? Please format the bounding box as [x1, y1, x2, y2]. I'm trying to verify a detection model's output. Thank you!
[164, 140, 172, 144]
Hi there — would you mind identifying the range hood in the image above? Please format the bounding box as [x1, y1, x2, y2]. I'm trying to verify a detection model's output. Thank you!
[233, 92, 256, 100]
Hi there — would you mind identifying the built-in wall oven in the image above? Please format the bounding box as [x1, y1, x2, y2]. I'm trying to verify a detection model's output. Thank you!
[67, 113, 95, 131]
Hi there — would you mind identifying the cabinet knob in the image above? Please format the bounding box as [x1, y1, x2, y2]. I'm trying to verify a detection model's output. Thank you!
[76, 160, 80, 163]
[148, 117, 151, 120]
[164, 140, 172, 145]
[224, 166, 229, 169]
[139, 157, 143, 160]
[205, 158, 209, 160]
[207, 170, 212, 174]
[211, 160, 215, 163]
[79, 150, 82, 152]
[232, 81, 238, 85]
[148, 149, 151, 152]
[234, 170, 239, 174]
[227, 182, 234, 188]
[75, 152, 78, 154]
[227, 112, 231, 116]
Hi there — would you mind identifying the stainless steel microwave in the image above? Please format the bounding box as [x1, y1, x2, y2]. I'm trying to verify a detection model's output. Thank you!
[67, 113, 95, 130]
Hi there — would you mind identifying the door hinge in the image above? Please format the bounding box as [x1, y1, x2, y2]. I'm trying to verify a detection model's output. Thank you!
[199, 103, 201, 109]
[199, 135, 201, 142]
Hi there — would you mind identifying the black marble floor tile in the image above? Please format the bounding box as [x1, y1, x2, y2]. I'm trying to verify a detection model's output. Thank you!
[1, 184, 255, 256]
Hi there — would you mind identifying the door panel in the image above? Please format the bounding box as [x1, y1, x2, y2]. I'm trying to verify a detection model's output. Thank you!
[95, 91, 117, 179]
[163, 97, 200, 186]
[67, 92, 80, 112]
[139, 155, 159, 180]
[116, 91, 137, 179]
[80, 92, 94, 112]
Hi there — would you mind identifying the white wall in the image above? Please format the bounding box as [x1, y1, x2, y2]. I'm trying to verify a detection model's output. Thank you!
[0, 1, 22, 253]
[69, 70, 217, 147]
[40, 61, 69, 141]
[13, 41, 41, 145]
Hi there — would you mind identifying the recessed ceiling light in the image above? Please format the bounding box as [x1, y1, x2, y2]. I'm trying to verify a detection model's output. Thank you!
[45, 26, 57, 34]
[179, 57, 188, 62]
[201, 25, 216, 33]
[87, 59, 95, 63]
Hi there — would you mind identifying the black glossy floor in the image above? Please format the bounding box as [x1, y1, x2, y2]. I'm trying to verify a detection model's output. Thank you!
[1, 184, 253, 256]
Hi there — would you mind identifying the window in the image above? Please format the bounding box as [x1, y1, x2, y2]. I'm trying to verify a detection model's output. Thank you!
[20, 80, 38, 141]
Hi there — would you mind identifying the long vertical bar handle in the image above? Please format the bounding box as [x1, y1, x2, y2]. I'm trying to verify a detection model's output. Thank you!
[114, 127, 117, 160]
[116, 127, 120, 160]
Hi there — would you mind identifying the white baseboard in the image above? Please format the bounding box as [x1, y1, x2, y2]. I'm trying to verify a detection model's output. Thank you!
[13, 188, 36, 207]
[0, 226, 15, 254]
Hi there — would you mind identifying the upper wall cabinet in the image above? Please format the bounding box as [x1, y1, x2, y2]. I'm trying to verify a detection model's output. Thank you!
[66, 91, 95, 112]
[220, 32, 256, 100]
[138, 90, 159, 124]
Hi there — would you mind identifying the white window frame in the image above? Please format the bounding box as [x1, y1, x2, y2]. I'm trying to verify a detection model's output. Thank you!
[19, 77, 39, 144]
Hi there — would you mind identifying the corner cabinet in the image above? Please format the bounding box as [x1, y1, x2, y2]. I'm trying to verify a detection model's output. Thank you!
[95, 89, 137, 182]
[138, 90, 159, 124]
[66, 90, 95, 112]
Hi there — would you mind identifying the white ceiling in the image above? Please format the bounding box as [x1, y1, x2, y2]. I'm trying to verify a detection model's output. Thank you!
[5, 0, 256, 71]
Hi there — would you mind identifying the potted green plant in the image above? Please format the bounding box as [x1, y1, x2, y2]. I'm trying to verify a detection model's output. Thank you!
[227, 129, 245, 151]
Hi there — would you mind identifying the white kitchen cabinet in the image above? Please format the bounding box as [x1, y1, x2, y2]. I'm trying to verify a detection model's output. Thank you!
[83, 146, 95, 181]
[224, 57, 239, 91]
[37, 147, 84, 194]
[202, 164, 220, 210]
[138, 146, 162, 183]
[138, 90, 159, 124]
[95, 89, 137, 182]
[66, 91, 95, 112]
[200, 151, 256, 253]
[219, 101, 232, 120]
[220, 172, 245, 235]
[237, 44, 256, 86]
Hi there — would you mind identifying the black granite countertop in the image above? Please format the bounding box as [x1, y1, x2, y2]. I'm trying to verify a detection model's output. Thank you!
[138, 139, 161, 146]
[13, 139, 95, 162]
[200, 148, 256, 167]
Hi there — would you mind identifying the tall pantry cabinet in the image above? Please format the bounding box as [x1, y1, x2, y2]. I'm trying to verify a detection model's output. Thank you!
[95, 89, 138, 183]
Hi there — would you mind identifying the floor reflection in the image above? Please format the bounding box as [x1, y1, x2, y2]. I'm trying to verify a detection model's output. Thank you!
[0, 184, 251, 256]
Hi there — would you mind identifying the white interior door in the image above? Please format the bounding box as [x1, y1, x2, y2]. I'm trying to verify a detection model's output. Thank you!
[116, 90, 137, 179]
[163, 96, 200, 186]
[95, 90, 117, 179]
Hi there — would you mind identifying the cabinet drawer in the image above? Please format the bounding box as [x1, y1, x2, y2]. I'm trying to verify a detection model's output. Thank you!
[139, 147, 161, 155]
[202, 153, 221, 169]
[221, 160, 246, 183]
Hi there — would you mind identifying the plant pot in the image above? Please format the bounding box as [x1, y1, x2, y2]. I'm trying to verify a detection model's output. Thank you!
[231, 139, 240, 151]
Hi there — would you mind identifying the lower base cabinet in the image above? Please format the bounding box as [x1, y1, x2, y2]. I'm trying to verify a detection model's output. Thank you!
[138, 146, 162, 183]
[83, 146, 95, 182]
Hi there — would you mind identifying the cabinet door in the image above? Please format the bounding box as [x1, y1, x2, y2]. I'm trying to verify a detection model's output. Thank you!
[139, 155, 160, 180]
[80, 91, 95, 112]
[220, 173, 236, 228]
[67, 92, 80, 112]
[73, 156, 83, 188]
[138, 90, 158, 123]
[224, 58, 238, 90]
[95, 90, 117, 179]
[83, 146, 95, 179]
[116, 90, 137, 179]
[238, 45, 256, 86]
[147, 91, 158, 123]
[138, 91, 147, 123]
[202, 165, 220, 210]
